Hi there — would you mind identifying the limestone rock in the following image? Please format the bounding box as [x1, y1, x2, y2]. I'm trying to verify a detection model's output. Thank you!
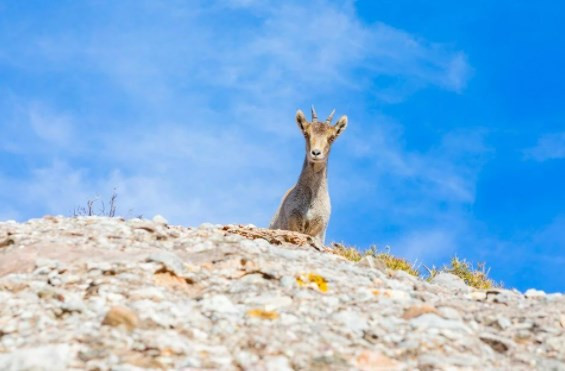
[0, 217, 563, 370]
[0, 344, 70, 371]
[102, 306, 139, 330]
[430, 272, 471, 292]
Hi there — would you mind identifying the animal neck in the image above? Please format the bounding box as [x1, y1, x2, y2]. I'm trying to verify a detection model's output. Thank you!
[297, 157, 328, 193]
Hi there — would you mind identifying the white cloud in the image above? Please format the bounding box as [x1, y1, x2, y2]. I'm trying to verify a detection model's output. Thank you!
[340, 119, 490, 206]
[0, 161, 89, 219]
[25, 1, 469, 106]
[28, 104, 74, 146]
[532, 214, 565, 253]
[524, 132, 565, 161]
[392, 229, 457, 262]
[0, 100, 76, 155]
[0, 0, 474, 240]
[0, 208, 21, 222]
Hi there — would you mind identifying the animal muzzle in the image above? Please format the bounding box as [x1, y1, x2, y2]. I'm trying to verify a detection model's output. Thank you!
[310, 149, 324, 161]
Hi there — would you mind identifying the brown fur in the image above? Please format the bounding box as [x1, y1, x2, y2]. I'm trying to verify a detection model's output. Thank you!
[269, 107, 348, 244]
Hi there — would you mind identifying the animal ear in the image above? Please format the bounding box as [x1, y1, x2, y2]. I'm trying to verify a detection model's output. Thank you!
[334, 115, 348, 137]
[296, 109, 308, 132]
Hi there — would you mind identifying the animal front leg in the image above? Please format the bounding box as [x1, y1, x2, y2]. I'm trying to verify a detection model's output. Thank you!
[287, 211, 304, 233]
[307, 217, 327, 247]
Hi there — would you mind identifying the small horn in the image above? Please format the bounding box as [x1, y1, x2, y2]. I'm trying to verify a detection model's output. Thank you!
[311, 105, 318, 122]
[325, 109, 336, 124]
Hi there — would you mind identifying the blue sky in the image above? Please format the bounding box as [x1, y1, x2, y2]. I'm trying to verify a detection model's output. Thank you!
[1, 1, 563, 292]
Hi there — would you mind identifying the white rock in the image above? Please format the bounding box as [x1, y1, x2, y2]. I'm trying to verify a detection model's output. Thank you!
[394, 269, 420, 284]
[239, 239, 268, 253]
[438, 306, 462, 321]
[374, 288, 411, 301]
[60, 300, 85, 313]
[430, 272, 470, 292]
[233, 351, 259, 369]
[200, 295, 238, 314]
[152, 214, 168, 225]
[198, 222, 217, 229]
[525, 288, 546, 298]
[129, 287, 165, 300]
[468, 291, 487, 301]
[357, 255, 385, 271]
[146, 251, 186, 276]
[332, 309, 368, 334]
[244, 294, 293, 310]
[0, 344, 71, 371]
[2, 216, 564, 370]
[497, 316, 512, 330]
[264, 355, 293, 371]
[280, 276, 296, 289]
[410, 313, 472, 334]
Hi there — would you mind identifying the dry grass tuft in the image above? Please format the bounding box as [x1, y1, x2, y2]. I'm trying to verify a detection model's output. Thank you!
[72, 189, 142, 219]
[331, 243, 364, 262]
[376, 251, 421, 277]
[426, 257, 497, 290]
[73, 189, 119, 217]
[331, 243, 420, 277]
[331, 243, 498, 289]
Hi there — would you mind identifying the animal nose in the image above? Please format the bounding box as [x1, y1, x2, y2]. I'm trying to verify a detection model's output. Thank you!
[311, 149, 321, 157]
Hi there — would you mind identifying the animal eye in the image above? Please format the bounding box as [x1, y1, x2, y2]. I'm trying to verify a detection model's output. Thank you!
[328, 136, 335, 143]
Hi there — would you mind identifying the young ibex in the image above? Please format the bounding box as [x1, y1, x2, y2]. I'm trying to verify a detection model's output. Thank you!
[269, 106, 348, 245]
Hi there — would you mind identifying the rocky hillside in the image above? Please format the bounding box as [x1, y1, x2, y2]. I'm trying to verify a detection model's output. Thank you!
[0, 216, 564, 370]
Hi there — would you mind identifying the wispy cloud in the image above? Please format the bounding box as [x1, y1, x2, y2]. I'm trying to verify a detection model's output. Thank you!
[328, 117, 492, 263]
[532, 214, 565, 254]
[0, 0, 472, 228]
[393, 229, 458, 262]
[524, 132, 565, 161]
[339, 119, 491, 204]
[27, 104, 74, 146]
[19, 1, 470, 107]
[0, 99, 76, 156]
[2, 0, 563, 292]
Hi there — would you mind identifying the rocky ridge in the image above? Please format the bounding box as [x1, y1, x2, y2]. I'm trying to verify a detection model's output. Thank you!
[0, 216, 564, 370]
